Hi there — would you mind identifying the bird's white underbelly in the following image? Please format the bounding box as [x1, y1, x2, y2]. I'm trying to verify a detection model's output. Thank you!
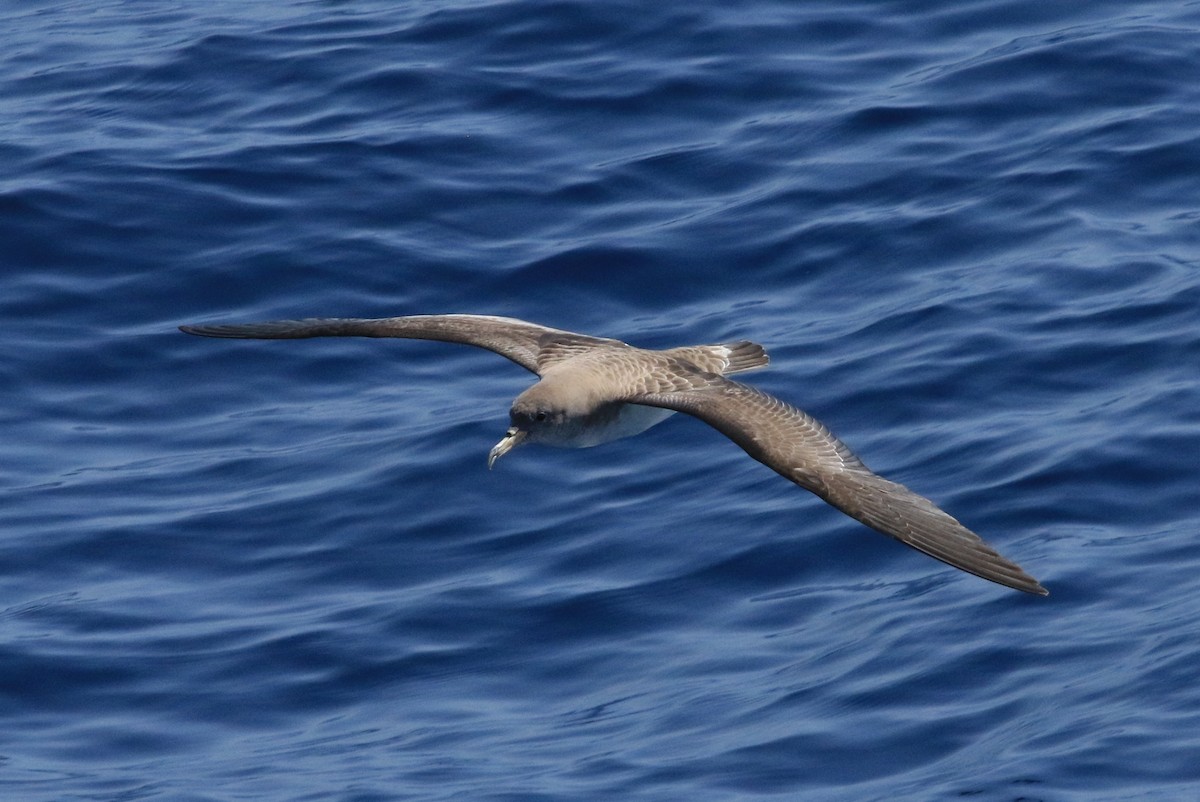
[550, 403, 676, 448]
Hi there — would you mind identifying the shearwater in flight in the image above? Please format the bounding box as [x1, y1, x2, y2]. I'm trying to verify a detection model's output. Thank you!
[180, 313, 1047, 595]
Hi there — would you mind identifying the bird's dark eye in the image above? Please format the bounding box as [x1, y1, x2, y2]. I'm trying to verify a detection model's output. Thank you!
[535, 411, 548, 422]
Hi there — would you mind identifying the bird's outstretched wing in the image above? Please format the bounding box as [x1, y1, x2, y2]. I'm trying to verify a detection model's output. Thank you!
[631, 369, 1047, 596]
[180, 314, 621, 375]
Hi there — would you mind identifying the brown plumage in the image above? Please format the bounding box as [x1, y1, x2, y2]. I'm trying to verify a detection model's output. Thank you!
[181, 313, 1047, 596]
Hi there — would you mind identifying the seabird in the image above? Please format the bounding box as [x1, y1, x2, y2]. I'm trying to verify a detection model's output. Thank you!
[180, 313, 1047, 596]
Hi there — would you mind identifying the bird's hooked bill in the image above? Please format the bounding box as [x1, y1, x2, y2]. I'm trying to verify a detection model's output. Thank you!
[488, 427, 527, 469]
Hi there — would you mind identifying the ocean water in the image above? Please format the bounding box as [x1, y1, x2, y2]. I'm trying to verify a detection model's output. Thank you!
[3, 1, 1200, 799]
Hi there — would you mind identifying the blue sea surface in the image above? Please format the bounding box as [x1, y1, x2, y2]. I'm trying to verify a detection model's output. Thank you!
[3, 1, 1200, 799]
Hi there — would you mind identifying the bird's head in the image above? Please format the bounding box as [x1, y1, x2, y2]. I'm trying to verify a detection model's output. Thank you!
[487, 385, 572, 469]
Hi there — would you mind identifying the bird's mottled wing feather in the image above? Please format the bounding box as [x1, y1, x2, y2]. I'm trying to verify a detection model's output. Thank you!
[631, 372, 1047, 595]
[180, 314, 613, 375]
[661, 341, 770, 376]
[535, 333, 631, 373]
